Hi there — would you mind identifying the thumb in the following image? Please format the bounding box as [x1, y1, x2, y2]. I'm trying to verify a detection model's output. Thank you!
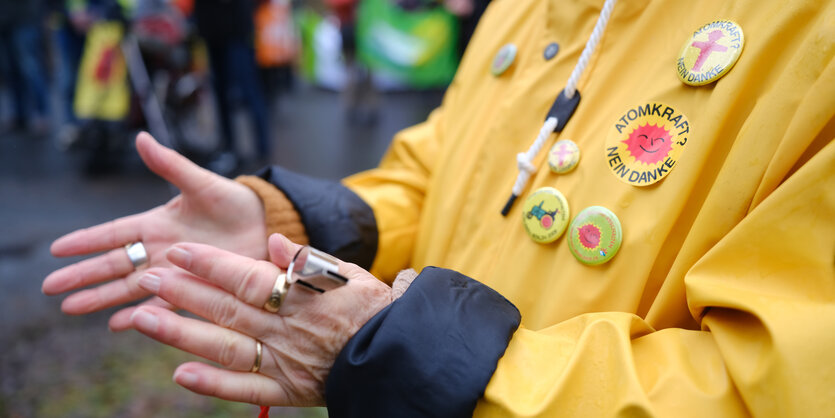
[136, 131, 214, 195]
[268, 233, 303, 269]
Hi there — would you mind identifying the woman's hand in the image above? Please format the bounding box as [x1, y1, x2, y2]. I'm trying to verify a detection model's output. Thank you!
[128, 234, 393, 406]
[42, 132, 268, 331]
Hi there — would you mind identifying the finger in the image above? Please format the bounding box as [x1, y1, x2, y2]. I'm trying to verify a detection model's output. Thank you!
[173, 362, 288, 406]
[108, 296, 176, 332]
[268, 233, 372, 283]
[166, 243, 281, 308]
[60, 274, 148, 315]
[267, 233, 303, 268]
[130, 306, 263, 371]
[43, 247, 135, 295]
[268, 234, 376, 285]
[51, 214, 144, 257]
[136, 131, 214, 196]
[138, 268, 275, 338]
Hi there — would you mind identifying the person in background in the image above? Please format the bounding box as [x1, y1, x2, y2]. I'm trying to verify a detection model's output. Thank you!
[49, 0, 93, 148]
[194, 0, 271, 175]
[172, 0, 194, 16]
[254, 0, 298, 111]
[443, 0, 489, 60]
[327, 0, 379, 125]
[0, 0, 51, 136]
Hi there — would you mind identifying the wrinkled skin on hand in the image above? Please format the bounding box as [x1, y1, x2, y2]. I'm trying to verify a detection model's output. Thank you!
[129, 234, 395, 406]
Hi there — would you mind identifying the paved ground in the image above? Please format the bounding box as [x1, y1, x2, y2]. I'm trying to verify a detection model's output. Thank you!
[0, 83, 444, 417]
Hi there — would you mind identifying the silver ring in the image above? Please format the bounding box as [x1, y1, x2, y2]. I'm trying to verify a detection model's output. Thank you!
[125, 242, 149, 269]
[250, 340, 262, 373]
[263, 273, 289, 313]
[287, 246, 348, 293]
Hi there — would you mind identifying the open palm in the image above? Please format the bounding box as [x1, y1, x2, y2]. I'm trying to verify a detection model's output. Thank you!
[43, 133, 268, 331]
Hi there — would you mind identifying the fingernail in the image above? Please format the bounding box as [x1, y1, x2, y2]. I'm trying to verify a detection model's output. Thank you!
[166, 246, 191, 268]
[131, 310, 159, 333]
[138, 273, 161, 293]
[175, 371, 198, 386]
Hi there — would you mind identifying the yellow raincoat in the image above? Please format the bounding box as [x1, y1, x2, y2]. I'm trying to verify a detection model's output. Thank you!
[342, 0, 835, 415]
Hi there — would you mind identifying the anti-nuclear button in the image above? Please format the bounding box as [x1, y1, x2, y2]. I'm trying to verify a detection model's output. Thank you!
[548, 139, 580, 173]
[491, 43, 517, 76]
[521, 187, 570, 244]
[604, 102, 691, 186]
[677, 20, 744, 86]
[543, 42, 559, 60]
[567, 206, 622, 265]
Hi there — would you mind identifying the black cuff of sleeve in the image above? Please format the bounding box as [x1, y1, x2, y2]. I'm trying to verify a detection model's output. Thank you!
[257, 166, 378, 270]
[325, 267, 521, 418]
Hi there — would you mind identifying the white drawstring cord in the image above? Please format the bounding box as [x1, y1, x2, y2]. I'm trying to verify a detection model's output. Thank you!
[502, 0, 618, 215]
[564, 0, 617, 99]
[512, 116, 559, 196]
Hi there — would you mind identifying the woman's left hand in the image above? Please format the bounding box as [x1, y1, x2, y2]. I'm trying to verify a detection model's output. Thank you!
[129, 234, 393, 406]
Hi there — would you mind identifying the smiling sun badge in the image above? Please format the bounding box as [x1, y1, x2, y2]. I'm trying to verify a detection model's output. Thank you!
[604, 102, 691, 186]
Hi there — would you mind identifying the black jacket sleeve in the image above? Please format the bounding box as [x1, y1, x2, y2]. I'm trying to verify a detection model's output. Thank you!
[257, 165, 378, 270]
[326, 267, 521, 418]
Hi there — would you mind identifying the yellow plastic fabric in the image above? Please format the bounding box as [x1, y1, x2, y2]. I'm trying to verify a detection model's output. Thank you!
[343, 0, 835, 415]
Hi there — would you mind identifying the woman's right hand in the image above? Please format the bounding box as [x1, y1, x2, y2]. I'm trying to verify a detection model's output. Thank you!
[42, 132, 269, 332]
[129, 235, 395, 407]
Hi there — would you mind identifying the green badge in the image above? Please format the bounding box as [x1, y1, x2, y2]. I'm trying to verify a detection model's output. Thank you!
[567, 206, 623, 265]
[491, 43, 517, 76]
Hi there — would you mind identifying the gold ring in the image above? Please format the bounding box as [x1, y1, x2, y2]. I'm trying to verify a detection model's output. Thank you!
[263, 273, 289, 313]
[250, 340, 262, 373]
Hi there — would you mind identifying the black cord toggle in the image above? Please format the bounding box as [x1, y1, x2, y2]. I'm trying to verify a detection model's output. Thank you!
[546, 89, 581, 132]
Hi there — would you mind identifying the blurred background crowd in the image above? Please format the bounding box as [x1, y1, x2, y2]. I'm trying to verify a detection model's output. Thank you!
[0, 0, 489, 175]
[0, 0, 488, 416]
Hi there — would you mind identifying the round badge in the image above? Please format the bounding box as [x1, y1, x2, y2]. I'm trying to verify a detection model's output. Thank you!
[567, 206, 622, 265]
[548, 139, 580, 174]
[604, 102, 691, 186]
[543, 42, 559, 60]
[521, 187, 570, 244]
[676, 20, 744, 86]
[491, 43, 517, 76]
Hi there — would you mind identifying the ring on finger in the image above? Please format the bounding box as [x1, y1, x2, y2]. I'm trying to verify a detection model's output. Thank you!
[125, 242, 149, 269]
[250, 340, 262, 373]
[263, 273, 289, 313]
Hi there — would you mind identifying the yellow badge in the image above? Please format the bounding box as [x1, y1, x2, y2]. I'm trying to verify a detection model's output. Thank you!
[605, 102, 691, 186]
[521, 187, 570, 244]
[548, 139, 580, 174]
[676, 20, 744, 86]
